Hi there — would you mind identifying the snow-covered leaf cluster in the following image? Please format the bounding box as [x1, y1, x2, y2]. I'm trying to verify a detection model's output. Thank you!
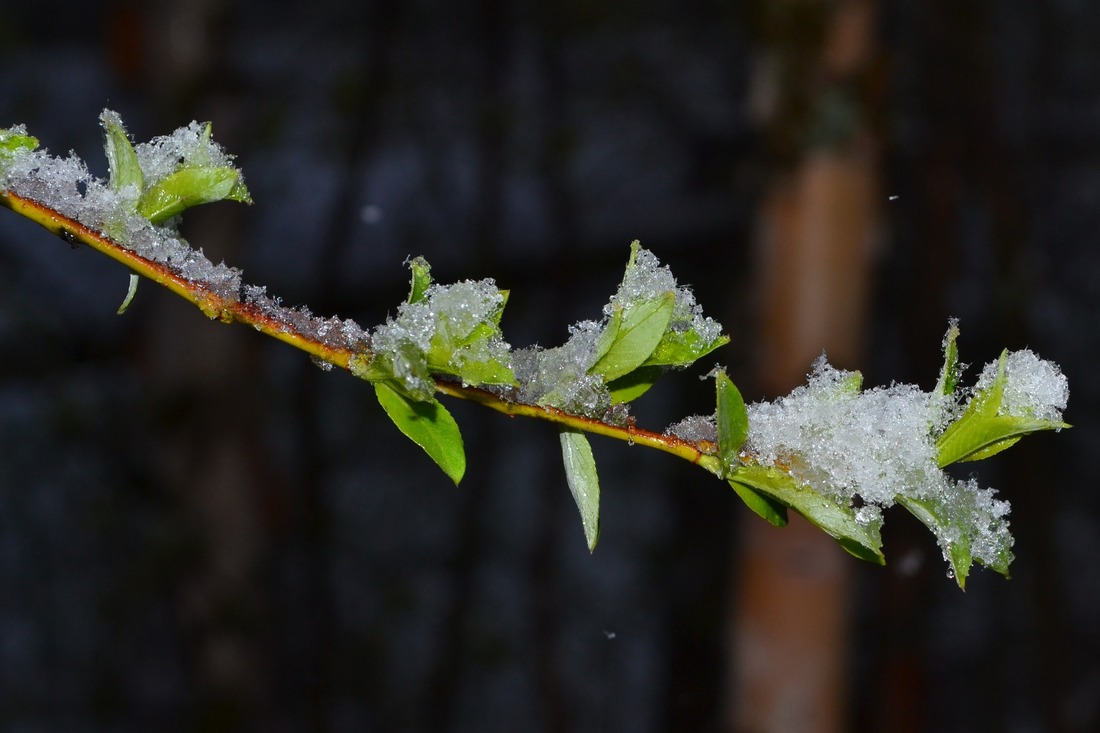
[720, 325, 1069, 586]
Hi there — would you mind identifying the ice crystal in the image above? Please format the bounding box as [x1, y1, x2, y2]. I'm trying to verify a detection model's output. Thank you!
[665, 414, 718, 443]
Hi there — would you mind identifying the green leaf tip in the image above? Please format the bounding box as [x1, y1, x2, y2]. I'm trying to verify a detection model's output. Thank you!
[934, 319, 961, 397]
[374, 381, 466, 485]
[714, 369, 748, 477]
[560, 429, 601, 551]
[100, 110, 143, 196]
[407, 256, 432, 304]
[0, 126, 38, 159]
[117, 274, 140, 315]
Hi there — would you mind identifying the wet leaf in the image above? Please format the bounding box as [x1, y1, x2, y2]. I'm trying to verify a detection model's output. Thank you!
[590, 293, 675, 381]
[607, 365, 664, 404]
[731, 465, 884, 564]
[560, 429, 601, 551]
[644, 330, 729, 368]
[728, 480, 789, 527]
[101, 112, 143, 194]
[374, 381, 465, 484]
[715, 370, 748, 476]
[138, 166, 251, 223]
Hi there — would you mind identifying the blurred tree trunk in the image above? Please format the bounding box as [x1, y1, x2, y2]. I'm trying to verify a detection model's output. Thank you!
[728, 1, 881, 731]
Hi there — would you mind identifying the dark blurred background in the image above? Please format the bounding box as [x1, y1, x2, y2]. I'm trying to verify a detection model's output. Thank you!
[1, 1, 1097, 731]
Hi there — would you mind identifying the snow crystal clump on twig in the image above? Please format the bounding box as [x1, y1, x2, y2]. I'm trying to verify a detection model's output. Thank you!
[513, 321, 613, 417]
[665, 414, 718, 443]
[745, 356, 943, 507]
[929, 476, 1013, 567]
[133, 120, 238, 187]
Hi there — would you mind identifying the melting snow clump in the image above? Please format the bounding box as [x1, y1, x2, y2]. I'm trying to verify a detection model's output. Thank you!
[513, 320, 612, 417]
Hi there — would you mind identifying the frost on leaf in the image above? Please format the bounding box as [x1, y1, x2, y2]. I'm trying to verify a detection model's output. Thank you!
[0, 111, 250, 300]
[367, 268, 515, 401]
[975, 349, 1068, 423]
[513, 242, 727, 417]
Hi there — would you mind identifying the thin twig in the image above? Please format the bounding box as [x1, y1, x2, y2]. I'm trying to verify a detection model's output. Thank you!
[0, 189, 722, 475]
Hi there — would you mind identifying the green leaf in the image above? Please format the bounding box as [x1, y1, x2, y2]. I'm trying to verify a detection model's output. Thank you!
[934, 320, 961, 397]
[936, 351, 1069, 467]
[374, 381, 466, 484]
[896, 496, 975, 588]
[138, 166, 251, 223]
[117, 274, 140, 315]
[407, 256, 432, 304]
[560, 429, 601, 551]
[101, 112, 143, 194]
[0, 127, 38, 159]
[607, 365, 665, 404]
[897, 491, 1013, 589]
[644, 331, 729, 369]
[715, 370, 748, 476]
[446, 351, 516, 387]
[731, 465, 884, 564]
[728, 480, 789, 527]
[590, 292, 675, 382]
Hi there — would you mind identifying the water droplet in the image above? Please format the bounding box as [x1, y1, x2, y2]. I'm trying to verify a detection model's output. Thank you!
[361, 204, 383, 224]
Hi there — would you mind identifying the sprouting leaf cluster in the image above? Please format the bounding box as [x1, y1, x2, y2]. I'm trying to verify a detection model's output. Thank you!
[348, 243, 728, 550]
[100, 110, 251, 225]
